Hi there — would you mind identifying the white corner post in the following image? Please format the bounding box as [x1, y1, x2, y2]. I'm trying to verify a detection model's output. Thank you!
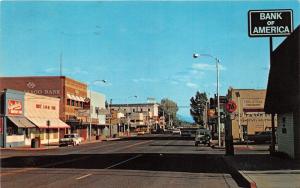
[89, 88, 92, 142]
[216, 58, 221, 147]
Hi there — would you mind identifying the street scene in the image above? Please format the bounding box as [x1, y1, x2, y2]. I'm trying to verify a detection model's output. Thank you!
[1, 1, 300, 188]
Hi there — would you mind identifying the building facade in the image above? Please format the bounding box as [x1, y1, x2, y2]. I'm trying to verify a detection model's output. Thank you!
[0, 76, 92, 140]
[0, 89, 69, 147]
[109, 103, 159, 132]
[265, 26, 300, 159]
[227, 88, 276, 140]
[87, 90, 107, 137]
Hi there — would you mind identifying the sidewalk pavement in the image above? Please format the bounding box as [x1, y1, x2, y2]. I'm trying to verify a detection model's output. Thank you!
[223, 154, 300, 188]
[0, 137, 123, 151]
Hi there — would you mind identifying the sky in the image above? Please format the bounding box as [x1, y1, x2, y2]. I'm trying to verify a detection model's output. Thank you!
[1, 1, 299, 122]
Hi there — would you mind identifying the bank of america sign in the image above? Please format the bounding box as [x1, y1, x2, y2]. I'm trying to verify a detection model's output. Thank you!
[248, 9, 293, 37]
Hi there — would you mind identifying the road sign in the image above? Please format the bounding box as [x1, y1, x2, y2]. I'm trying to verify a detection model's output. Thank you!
[248, 9, 293, 37]
[226, 100, 237, 113]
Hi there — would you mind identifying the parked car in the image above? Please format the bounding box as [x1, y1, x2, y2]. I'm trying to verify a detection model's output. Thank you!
[172, 129, 181, 135]
[195, 129, 211, 146]
[59, 133, 83, 147]
[247, 131, 273, 144]
[137, 131, 145, 135]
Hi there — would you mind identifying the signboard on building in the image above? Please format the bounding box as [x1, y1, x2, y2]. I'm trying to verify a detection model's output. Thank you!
[83, 98, 90, 110]
[76, 109, 90, 116]
[7, 100, 22, 115]
[243, 98, 265, 109]
[226, 100, 237, 113]
[248, 9, 293, 37]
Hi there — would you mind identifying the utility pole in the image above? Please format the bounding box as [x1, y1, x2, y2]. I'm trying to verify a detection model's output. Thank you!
[60, 52, 63, 76]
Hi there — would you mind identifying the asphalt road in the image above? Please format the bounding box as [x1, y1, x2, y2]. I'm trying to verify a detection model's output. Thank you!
[1, 136, 241, 188]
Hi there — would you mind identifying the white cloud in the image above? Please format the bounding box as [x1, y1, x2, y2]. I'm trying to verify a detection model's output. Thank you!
[192, 63, 226, 71]
[44, 67, 88, 75]
[186, 82, 198, 89]
[92, 80, 112, 87]
[132, 78, 158, 83]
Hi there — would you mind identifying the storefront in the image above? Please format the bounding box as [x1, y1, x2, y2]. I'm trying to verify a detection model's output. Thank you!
[24, 93, 70, 144]
[227, 88, 276, 140]
[0, 89, 37, 147]
[0, 89, 70, 147]
[0, 76, 90, 140]
[265, 26, 300, 159]
[0, 76, 88, 122]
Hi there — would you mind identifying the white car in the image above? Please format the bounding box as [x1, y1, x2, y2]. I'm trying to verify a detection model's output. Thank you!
[59, 133, 83, 146]
[172, 129, 181, 135]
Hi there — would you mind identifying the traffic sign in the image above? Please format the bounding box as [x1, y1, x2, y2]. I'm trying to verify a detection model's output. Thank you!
[248, 9, 293, 37]
[226, 100, 237, 113]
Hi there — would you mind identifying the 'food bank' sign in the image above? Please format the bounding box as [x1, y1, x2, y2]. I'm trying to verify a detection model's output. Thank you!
[248, 9, 293, 37]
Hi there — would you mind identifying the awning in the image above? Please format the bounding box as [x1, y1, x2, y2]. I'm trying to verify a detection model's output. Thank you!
[67, 93, 77, 101]
[78, 96, 85, 102]
[74, 96, 81, 101]
[26, 117, 70, 129]
[67, 93, 85, 102]
[8, 116, 36, 128]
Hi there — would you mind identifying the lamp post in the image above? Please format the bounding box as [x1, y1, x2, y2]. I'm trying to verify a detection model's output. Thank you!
[88, 79, 108, 142]
[193, 53, 221, 147]
[47, 120, 50, 148]
[235, 92, 242, 141]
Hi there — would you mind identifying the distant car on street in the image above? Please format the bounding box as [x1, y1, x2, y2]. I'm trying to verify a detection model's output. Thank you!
[137, 131, 145, 135]
[195, 129, 211, 146]
[172, 129, 181, 135]
[59, 133, 82, 147]
[247, 131, 273, 144]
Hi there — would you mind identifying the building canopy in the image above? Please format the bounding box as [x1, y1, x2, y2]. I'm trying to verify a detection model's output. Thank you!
[264, 26, 300, 114]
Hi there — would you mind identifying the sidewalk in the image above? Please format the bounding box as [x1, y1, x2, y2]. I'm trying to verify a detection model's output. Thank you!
[0, 137, 123, 151]
[223, 154, 300, 188]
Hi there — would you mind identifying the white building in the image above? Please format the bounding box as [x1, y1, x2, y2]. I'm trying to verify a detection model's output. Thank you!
[87, 90, 106, 136]
[110, 103, 159, 132]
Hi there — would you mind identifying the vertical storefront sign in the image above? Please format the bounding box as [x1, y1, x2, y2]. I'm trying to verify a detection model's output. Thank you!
[8, 100, 23, 115]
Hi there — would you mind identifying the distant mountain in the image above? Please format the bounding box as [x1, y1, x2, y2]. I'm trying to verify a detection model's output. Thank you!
[177, 114, 194, 123]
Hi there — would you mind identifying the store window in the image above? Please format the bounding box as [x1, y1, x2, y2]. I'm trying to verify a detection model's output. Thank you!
[67, 99, 71, 105]
[71, 100, 75, 106]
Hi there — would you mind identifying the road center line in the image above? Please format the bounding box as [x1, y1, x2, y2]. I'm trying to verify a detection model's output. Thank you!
[76, 173, 93, 180]
[105, 154, 143, 169]
[107, 140, 153, 153]
[0, 142, 121, 177]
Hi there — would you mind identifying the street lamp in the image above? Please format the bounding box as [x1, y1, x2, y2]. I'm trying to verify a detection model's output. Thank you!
[235, 92, 242, 141]
[193, 53, 221, 147]
[88, 79, 108, 142]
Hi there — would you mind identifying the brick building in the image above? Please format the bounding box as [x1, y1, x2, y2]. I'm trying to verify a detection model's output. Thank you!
[0, 76, 91, 140]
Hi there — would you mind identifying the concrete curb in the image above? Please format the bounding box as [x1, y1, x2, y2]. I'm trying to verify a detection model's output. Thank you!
[222, 156, 257, 188]
[0, 137, 123, 151]
[0, 146, 58, 151]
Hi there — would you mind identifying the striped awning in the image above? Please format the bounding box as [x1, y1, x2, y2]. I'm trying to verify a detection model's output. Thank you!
[8, 116, 36, 128]
[26, 117, 70, 129]
[67, 94, 85, 102]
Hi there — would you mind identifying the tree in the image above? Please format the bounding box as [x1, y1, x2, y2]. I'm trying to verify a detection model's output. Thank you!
[159, 98, 178, 128]
[190, 92, 207, 126]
